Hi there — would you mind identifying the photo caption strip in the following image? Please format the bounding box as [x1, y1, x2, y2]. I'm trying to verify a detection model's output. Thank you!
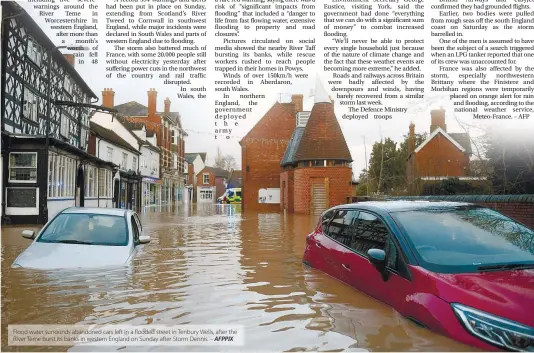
[8, 324, 244, 346]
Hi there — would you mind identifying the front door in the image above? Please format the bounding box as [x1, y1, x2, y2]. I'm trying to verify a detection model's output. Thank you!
[76, 165, 85, 207]
[310, 178, 328, 216]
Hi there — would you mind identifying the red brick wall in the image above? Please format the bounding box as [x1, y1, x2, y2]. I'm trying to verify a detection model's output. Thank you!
[88, 134, 96, 156]
[215, 177, 227, 198]
[412, 134, 470, 177]
[293, 167, 352, 214]
[371, 195, 534, 229]
[196, 170, 215, 187]
[240, 102, 297, 212]
[477, 202, 534, 229]
[280, 170, 294, 213]
[188, 163, 194, 185]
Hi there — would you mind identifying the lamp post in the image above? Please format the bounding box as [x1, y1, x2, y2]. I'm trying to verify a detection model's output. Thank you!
[43, 45, 88, 222]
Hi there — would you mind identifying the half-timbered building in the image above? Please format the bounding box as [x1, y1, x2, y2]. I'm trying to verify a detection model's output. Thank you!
[1, 2, 116, 224]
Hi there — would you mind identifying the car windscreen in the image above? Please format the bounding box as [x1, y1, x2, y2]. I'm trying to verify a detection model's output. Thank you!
[392, 206, 534, 273]
[37, 213, 128, 246]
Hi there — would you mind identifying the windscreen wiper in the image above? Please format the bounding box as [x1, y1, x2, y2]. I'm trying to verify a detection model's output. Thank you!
[477, 263, 534, 272]
[56, 240, 94, 245]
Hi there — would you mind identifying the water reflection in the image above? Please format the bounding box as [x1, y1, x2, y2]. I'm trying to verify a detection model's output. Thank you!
[2, 206, 474, 352]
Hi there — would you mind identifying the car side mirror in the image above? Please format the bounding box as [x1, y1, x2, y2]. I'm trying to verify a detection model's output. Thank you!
[139, 235, 150, 244]
[22, 230, 35, 239]
[367, 248, 389, 281]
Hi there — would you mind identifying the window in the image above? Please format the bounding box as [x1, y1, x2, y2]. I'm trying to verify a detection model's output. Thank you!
[200, 190, 213, 200]
[84, 165, 97, 198]
[9, 152, 37, 182]
[23, 88, 38, 122]
[98, 169, 112, 198]
[122, 153, 128, 170]
[203, 173, 209, 184]
[6, 187, 38, 208]
[48, 153, 76, 198]
[63, 75, 73, 95]
[325, 210, 359, 247]
[107, 147, 113, 161]
[349, 211, 389, 255]
[132, 156, 137, 171]
[37, 213, 129, 246]
[140, 156, 145, 169]
[60, 111, 70, 137]
[151, 160, 157, 174]
[27, 36, 42, 65]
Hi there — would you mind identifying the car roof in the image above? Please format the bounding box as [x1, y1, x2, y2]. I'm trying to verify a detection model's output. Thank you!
[60, 207, 129, 217]
[333, 200, 477, 213]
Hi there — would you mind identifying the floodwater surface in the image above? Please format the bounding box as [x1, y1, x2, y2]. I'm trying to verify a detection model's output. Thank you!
[1, 205, 476, 352]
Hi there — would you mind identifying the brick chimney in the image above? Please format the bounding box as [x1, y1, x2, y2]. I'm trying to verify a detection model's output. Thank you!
[164, 97, 171, 116]
[102, 88, 115, 109]
[147, 88, 157, 117]
[430, 108, 446, 133]
[291, 94, 303, 113]
[63, 54, 75, 67]
[409, 122, 415, 154]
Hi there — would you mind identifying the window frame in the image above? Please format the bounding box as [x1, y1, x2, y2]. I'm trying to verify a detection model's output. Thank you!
[121, 152, 128, 170]
[107, 147, 113, 161]
[322, 207, 411, 280]
[202, 173, 210, 184]
[132, 156, 137, 171]
[23, 88, 38, 123]
[27, 36, 42, 66]
[9, 152, 38, 183]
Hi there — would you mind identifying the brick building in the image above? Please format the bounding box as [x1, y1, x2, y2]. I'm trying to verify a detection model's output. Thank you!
[196, 166, 229, 203]
[239, 95, 303, 212]
[407, 108, 473, 192]
[280, 79, 353, 215]
[102, 88, 187, 205]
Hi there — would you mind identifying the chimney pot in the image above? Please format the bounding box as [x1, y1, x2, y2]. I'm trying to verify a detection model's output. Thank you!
[148, 89, 158, 117]
[291, 94, 304, 114]
[164, 97, 171, 115]
[102, 88, 115, 109]
[430, 108, 446, 133]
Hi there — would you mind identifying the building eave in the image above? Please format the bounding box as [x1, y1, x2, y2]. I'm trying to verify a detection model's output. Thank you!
[414, 127, 466, 154]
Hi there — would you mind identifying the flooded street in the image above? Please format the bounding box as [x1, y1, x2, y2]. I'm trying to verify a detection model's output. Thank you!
[2, 205, 475, 352]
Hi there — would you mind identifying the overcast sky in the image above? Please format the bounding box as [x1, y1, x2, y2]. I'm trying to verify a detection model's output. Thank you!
[20, 2, 534, 177]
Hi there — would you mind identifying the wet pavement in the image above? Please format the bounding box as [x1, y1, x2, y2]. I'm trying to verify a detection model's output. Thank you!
[1, 204, 475, 352]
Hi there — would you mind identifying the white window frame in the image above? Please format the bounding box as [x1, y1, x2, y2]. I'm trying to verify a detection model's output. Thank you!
[98, 168, 112, 198]
[203, 173, 209, 184]
[60, 112, 70, 138]
[23, 88, 38, 122]
[132, 156, 137, 171]
[9, 152, 38, 183]
[48, 153, 76, 198]
[63, 75, 73, 95]
[5, 187, 39, 215]
[107, 147, 113, 161]
[122, 152, 128, 170]
[85, 165, 97, 198]
[27, 36, 42, 66]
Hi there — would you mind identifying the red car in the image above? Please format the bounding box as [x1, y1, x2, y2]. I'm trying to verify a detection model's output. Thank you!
[303, 201, 534, 351]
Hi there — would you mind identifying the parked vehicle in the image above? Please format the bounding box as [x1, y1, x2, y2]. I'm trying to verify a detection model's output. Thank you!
[303, 201, 534, 351]
[217, 188, 242, 204]
[12, 207, 150, 270]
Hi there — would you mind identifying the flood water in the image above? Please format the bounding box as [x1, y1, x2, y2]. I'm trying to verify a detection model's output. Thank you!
[2, 205, 475, 352]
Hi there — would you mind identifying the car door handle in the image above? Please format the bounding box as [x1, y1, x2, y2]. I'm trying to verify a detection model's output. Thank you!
[342, 264, 351, 271]
[315, 241, 322, 248]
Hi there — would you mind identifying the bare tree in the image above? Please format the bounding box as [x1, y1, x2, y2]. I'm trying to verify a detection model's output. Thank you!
[214, 146, 237, 172]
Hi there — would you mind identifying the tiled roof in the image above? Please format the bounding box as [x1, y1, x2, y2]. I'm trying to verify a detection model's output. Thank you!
[113, 114, 159, 152]
[114, 101, 183, 129]
[281, 127, 305, 166]
[202, 166, 230, 178]
[90, 122, 139, 154]
[448, 133, 472, 154]
[228, 170, 242, 187]
[293, 103, 352, 162]
[185, 152, 207, 164]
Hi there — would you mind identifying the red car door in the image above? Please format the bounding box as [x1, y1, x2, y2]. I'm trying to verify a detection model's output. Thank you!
[342, 211, 412, 312]
[319, 209, 359, 282]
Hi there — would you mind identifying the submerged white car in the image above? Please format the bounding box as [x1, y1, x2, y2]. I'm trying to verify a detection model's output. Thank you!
[12, 207, 150, 270]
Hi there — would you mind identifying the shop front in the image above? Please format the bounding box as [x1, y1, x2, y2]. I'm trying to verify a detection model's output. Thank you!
[141, 176, 162, 207]
[115, 171, 142, 211]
